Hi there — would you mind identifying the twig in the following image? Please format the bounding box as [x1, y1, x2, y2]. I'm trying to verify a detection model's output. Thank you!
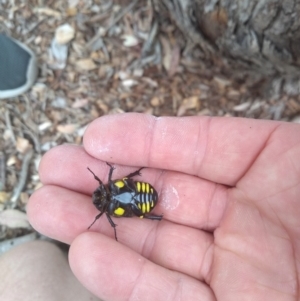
[106, 0, 139, 31]
[86, 0, 139, 49]
[141, 18, 159, 56]
[5, 110, 16, 144]
[0, 152, 5, 191]
[10, 148, 34, 208]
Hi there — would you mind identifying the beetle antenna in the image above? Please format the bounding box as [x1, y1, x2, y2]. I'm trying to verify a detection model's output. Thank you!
[87, 167, 103, 185]
[88, 211, 105, 229]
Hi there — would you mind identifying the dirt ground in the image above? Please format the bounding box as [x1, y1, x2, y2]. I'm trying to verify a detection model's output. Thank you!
[0, 1, 300, 246]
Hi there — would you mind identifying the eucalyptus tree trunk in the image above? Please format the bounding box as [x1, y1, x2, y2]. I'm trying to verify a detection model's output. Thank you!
[158, 0, 300, 96]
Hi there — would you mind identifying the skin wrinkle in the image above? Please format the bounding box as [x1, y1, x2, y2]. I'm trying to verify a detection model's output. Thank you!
[127, 258, 148, 301]
[144, 115, 157, 168]
[215, 223, 297, 296]
[261, 182, 300, 209]
[140, 218, 160, 260]
[128, 258, 176, 301]
[264, 123, 283, 149]
[154, 168, 167, 198]
[234, 125, 276, 188]
[255, 282, 297, 299]
[193, 116, 211, 178]
[205, 183, 222, 230]
[264, 196, 299, 297]
[239, 123, 281, 188]
[212, 245, 276, 292]
[215, 232, 268, 273]
[285, 144, 300, 180]
[172, 275, 183, 301]
[255, 204, 282, 263]
[201, 240, 215, 284]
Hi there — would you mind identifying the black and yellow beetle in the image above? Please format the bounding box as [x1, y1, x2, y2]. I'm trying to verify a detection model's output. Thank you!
[87, 163, 162, 241]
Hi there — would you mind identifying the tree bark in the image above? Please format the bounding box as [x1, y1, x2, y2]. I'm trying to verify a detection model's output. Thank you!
[157, 0, 300, 96]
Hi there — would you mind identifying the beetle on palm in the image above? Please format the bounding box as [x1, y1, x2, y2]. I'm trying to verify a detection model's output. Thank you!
[87, 163, 162, 241]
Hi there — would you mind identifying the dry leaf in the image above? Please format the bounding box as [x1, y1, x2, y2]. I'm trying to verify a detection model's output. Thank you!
[38, 121, 52, 131]
[68, 0, 80, 7]
[0, 192, 10, 203]
[57, 124, 78, 134]
[213, 76, 231, 91]
[150, 97, 163, 107]
[160, 36, 172, 72]
[34, 7, 61, 17]
[16, 137, 31, 154]
[55, 23, 75, 44]
[177, 96, 200, 116]
[168, 45, 180, 77]
[122, 79, 138, 88]
[227, 89, 241, 100]
[233, 102, 251, 112]
[31, 83, 48, 101]
[66, 6, 77, 16]
[121, 35, 139, 47]
[34, 182, 44, 190]
[49, 39, 69, 69]
[0, 209, 30, 229]
[72, 98, 89, 108]
[76, 58, 97, 71]
[6, 156, 17, 166]
[20, 192, 29, 205]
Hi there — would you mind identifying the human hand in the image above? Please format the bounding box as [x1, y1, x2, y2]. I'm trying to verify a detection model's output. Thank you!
[28, 113, 300, 301]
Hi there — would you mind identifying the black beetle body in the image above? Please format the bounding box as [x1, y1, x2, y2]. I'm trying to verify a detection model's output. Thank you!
[87, 163, 162, 240]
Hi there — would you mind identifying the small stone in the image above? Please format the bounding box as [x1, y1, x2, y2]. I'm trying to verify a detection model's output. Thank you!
[55, 23, 75, 44]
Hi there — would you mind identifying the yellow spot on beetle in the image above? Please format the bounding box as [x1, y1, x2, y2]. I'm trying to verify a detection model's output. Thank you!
[138, 203, 141, 209]
[142, 203, 146, 213]
[150, 188, 153, 193]
[114, 207, 125, 216]
[146, 201, 150, 212]
[142, 182, 145, 192]
[137, 182, 141, 192]
[145, 183, 150, 193]
[114, 180, 125, 188]
[151, 200, 154, 207]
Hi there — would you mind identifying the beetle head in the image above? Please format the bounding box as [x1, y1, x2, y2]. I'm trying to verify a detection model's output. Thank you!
[92, 184, 109, 212]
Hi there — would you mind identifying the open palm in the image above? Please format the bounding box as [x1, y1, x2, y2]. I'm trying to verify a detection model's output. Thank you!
[28, 113, 300, 301]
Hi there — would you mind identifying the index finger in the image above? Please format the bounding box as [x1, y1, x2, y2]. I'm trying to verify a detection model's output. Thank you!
[83, 113, 279, 185]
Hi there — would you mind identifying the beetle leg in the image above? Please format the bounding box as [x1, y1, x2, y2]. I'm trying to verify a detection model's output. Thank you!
[122, 179, 137, 192]
[105, 213, 118, 241]
[125, 167, 144, 179]
[144, 214, 163, 220]
[131, 201, 163, 220]
[106, 162, 115, 182]
[87, 167, 103, 185]
[88, 211, 105, 229]
[130, 202, 145, 217]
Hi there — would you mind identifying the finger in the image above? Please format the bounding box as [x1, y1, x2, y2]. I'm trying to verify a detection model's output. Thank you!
[83, 113, 280, 185]
[27, 185, 214, 281]
[39, 144, 228, 229]
[69, 233, 216, 301]
[38, 144, 107, 195]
